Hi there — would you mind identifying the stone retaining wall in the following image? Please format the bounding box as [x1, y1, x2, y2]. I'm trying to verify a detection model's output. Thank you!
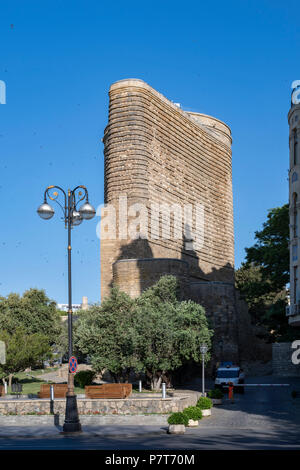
[0, 392, 200, 416]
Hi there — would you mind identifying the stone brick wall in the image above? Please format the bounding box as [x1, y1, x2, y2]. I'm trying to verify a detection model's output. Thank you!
[272, 343, 300, 376]
[190, 281, 239, 363]
[0, 392, 200, 415]
[113, 258, 189, 299]
[101, 79, 234, 299]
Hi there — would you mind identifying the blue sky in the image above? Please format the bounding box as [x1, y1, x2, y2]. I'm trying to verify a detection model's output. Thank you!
[0, 0, 297, 304]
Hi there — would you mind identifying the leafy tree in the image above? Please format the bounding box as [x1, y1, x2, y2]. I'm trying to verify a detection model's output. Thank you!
[236, 204, 297, 341]
[134, 276, 212, 390]
[0, 329, 52, 386]
[245, 204, 289, 291]
[74, 287, 139, 383]
[75, 276, 212, 389]
[0, 288, 62, 344]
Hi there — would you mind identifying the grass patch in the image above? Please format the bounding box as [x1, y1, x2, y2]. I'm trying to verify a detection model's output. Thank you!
[6, 368, 85, 396]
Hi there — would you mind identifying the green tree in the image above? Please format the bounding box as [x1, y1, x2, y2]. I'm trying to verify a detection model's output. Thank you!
[236, 204, 296, 341]
[245, 204, 289, 291]
[0, 329, 52, 386]
[74, 287, 139, 383]
[75, 276, 212, 389]
[0, 288, 62, 344]
[135, 276, 212, 389]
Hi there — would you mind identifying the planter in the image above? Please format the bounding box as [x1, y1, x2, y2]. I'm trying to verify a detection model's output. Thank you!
[211, 398, 222, 405]
[168, 424, 185, 434]
[187, 419, 198, 427]
[201, 409, 212, 417]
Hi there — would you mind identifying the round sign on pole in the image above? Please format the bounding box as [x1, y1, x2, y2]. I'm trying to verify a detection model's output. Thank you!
[69, 356, 78, 374]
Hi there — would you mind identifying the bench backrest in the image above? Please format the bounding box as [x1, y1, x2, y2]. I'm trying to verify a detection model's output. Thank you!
[39, 384, 68, 397]
[85, 383, 132, 398]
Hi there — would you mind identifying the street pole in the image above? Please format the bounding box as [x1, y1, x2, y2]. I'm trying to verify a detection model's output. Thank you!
[37, 184, 96, 434]
[202, 353, 205, 396]
[63, 189, 81, 433]
[200, 344, 208, 397]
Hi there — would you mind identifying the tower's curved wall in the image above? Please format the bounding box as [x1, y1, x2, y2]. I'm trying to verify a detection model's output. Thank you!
[101, 79, 234, 299]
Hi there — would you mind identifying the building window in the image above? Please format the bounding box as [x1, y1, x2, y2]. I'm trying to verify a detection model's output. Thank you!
[294, 266, 298, 304]
[293, 244, 298, 261]
[292, 172, 298, 183]
[294, 193, 298, 238]
[294, 130, 298, 165]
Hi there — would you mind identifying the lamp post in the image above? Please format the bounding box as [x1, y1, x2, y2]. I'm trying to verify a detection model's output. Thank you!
[200, 344, 208, 396]
[37, 185, 95, 433]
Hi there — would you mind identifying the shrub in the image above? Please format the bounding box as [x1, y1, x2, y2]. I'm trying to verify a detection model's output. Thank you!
[74, 370, 95, 388]
[167, 412, 188, 426]
[183, 406, 202, 420]
[207, 389, 224, 399]
[196, 397, 212, 409]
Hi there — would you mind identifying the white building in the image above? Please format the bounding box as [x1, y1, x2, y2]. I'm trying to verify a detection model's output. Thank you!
[57, 296, 90, 312]
[287, 83, 300, 326]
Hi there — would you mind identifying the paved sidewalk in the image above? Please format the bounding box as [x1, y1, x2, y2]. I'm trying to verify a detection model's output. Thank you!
[0, 425, 167, 438]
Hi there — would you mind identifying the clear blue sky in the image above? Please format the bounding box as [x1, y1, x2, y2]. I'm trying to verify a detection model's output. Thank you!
[0, 0, 297, 304]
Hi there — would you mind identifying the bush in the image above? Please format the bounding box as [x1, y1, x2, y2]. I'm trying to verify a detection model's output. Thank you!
[183, 406, 202, 420]
[74, 370, 95, 388]
[196, 397, 212, 409]
[207, 389, 224, 399]
[167, 412, 188, 426]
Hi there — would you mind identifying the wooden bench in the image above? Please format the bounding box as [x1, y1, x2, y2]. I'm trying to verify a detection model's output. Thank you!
[38, 384, 68, 398]
[85, 384, 132, 399]
[0, 385, 5, 397]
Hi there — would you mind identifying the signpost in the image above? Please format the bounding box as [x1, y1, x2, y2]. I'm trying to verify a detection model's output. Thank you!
[69, 356, 78, 374]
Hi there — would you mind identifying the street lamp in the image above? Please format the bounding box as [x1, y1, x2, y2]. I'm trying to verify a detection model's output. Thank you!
[200, 343, 208, 396]
[37, 185, 95, 433]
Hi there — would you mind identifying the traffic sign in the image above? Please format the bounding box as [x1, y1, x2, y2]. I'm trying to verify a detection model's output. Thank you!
[69, 356, 78, 374]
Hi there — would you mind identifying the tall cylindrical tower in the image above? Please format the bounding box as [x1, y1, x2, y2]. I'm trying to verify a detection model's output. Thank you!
[288, 89, 300, 326]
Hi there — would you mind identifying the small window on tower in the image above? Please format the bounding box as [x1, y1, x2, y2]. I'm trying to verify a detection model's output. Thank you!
[292, 172, 298, 183]
[293, 244, 298, 261]
[294, 131, 298, 165]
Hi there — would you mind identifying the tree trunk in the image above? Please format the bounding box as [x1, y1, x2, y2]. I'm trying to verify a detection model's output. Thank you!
[150, 372, 163, 391]
[8, 374, 13, 388]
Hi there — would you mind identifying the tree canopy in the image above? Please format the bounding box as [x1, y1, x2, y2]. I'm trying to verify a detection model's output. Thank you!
[75, 276, 212, 389]
[0, 329, 52, 385]
[0, 288, 61, 343]
[236, 204, 297, 341]
[0, 288, 62, 382]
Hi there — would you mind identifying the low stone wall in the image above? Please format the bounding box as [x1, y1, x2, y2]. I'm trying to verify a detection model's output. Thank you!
[272, 343, 300, 376]
[0, 392, 200, 416]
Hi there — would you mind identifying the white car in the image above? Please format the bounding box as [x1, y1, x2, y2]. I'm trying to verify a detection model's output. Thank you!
[215, 366, 245, 393]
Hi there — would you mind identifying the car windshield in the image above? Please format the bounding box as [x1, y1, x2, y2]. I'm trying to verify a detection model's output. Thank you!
[217, 370, 239, 378]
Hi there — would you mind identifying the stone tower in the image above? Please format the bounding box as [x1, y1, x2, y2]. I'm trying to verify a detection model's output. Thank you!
[101, 79, 239, 361]
[287, 83, 300, 327]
